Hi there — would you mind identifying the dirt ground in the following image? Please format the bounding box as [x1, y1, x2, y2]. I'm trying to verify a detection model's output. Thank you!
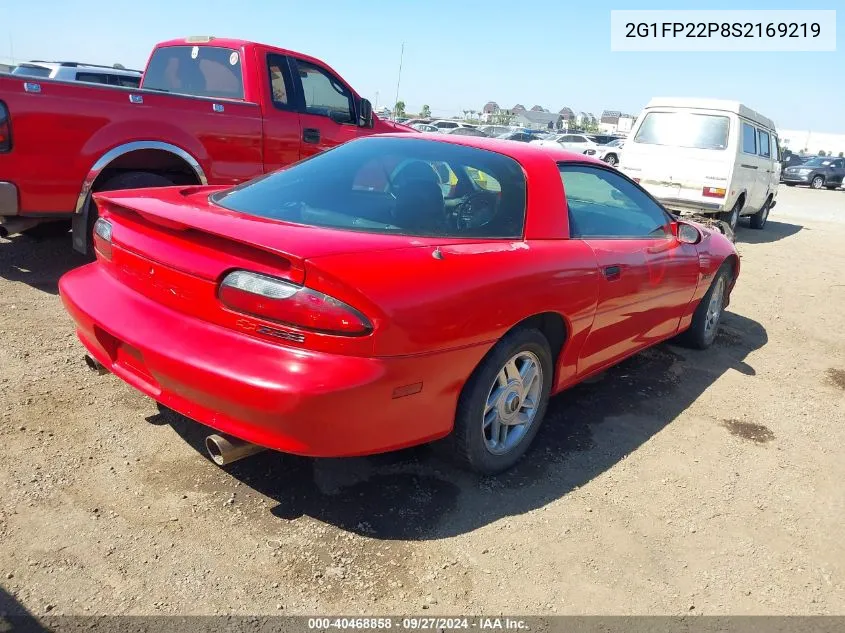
[1, 185, 843, 616]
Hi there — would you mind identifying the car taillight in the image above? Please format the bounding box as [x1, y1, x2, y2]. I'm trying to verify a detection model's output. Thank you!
[93, 217, 113, 259]
[0, 101, 10, 152]
[702, 187, 726, 198]
[633, 178, 641, 183]
[219, 270, 372, 337]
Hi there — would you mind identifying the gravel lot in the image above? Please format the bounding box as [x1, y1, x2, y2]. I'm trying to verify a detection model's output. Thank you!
[1, 185, 843, 616]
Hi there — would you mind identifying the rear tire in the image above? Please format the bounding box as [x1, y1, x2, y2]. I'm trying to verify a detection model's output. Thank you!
[676, 264, 732, 350]
[603, 154, 618, 166]
[442, 328, 553, 475]
[84, 171, 174, 256]
[719, 199, 742, 233]
[749, 197, 771, 230]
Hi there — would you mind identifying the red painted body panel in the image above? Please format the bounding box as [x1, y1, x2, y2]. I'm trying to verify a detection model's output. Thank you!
[0, 38, 407, 217]
[58, 135, 740, 457]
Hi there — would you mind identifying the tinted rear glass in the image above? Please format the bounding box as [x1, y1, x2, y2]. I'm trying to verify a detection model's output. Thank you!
[12, 65, 52, 78]
[213, 137, 527, 239]
[634, 111, 730, 150]
[143, 45, 244, 99]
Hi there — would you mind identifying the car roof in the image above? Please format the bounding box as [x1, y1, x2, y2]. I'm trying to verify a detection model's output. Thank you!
[377, 132, 605, 165]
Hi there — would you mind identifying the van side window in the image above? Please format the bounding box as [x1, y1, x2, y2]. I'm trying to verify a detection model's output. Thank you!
[771, 136, 780, 160]
[741, 123, 757, 154]
[757, 130, 771, 158]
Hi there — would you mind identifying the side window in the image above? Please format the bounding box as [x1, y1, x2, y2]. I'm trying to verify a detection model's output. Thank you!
[266, 54, 295, 110]
[75, 72, 110, 85]
[757, 129, 771, 157]
[741, 122, 757, 154]
[834, 159, 845, 169]
[111, 75, 141, 88]
[293, 60, 354, 123]
[562, 135, 577, 142]
[559, 165, 671, 238]
[772, 136, 780, 161]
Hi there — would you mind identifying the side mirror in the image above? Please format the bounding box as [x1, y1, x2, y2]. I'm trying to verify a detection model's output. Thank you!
[677, 222, 702, 245]
[358, 98, 374, 128]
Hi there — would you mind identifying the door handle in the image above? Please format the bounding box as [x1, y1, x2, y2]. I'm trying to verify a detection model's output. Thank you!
[740, 163, 758, 170]
[302, 128, 320, 144]
[603, 265, 621, 280]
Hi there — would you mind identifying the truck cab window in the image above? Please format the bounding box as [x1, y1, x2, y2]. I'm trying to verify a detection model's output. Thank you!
[266, 55, 294, 109]
[293, 60, 354, 124]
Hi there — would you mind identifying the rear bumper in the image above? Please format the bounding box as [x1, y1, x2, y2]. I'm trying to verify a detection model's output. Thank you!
[657, 197, 725, 215]
[59, 264, 489, 457]
[0, 182, 18, 215]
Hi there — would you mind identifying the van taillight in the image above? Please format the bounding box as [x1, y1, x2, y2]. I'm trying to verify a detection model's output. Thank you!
[702, 187, 726, 198]
[218, 270, 372, 337]
[0, 101, 10, 152]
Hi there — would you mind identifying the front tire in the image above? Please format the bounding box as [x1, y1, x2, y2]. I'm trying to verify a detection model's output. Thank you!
[676, 264, 731, 350]
[445, 328, 553, 474]
[603, 154, 618, 167]
[811, 175, 825, 189]
[719, 199, 742, 233]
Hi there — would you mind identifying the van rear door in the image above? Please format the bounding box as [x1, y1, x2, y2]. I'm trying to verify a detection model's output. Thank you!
[620, 109, 733, 212]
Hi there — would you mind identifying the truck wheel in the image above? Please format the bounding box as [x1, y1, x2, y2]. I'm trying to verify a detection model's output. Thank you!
[676, 264, 732, 350]
[442, 328, 553, 475]
[811, 175, 825, 189]
[748, 197, 771, 230]
[719, 199, 742, 233]
[84, 172, 174, 255]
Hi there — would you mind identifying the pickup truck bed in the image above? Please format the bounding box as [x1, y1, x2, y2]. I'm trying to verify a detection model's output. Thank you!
[0, 36, 408, 251]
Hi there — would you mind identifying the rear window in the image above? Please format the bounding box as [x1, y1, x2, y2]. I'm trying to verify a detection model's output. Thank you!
[142, 45, 244, 99]
[12, 65, 52, 78]
[634, 111, 730, 150]
[213, 137, 527, 239]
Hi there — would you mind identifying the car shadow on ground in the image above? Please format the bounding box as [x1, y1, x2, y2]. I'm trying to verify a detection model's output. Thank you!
[158, 311, 767, 541]
[737, 219, 803, 244]
[0, 233, 87, 295]
[0, 586, 47, 629]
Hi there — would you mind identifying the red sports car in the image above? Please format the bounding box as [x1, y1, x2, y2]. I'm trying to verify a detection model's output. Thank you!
[59, 134, 739, 475]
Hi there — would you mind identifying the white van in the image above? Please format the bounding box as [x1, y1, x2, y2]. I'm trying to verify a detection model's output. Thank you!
[619, 98, 780, 232]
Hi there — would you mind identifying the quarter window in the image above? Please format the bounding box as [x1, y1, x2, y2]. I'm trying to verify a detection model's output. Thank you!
[559, 165, 670, 238]
[294, 59, 354, 123]
[741, 122, 757, 154]
[757, 129, 771, 157]
[266, 55, 294, 108]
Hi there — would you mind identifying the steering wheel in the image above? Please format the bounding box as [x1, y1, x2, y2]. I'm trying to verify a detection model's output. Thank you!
[454, 191, 496, 230]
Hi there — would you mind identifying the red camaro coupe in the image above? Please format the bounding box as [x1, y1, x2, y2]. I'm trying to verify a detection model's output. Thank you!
[59, 134, 739, 474]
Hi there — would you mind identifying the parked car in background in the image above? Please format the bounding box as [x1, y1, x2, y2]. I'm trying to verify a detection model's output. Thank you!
[11, 61, 142, 87]
[780, 153, 809, 181]
[430, 119, 472, 132]
[445, 127, 488, 137]
[496, 131, 539, 143]
[530, 133, 600, 154]
[620, 98, 780, 232]
[60, 134, 739, 475]
[0, 36, 410, 251]
[596, 139, 624, 166]
[479, 125, 510, 137]
[404, 118, 432, 127]
[590, 134, 624, 145]
[782, 156, 845, 189]
[412, 123, 440, 133]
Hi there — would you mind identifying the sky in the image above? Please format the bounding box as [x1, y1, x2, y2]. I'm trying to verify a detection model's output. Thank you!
[2, 0, 843, 131]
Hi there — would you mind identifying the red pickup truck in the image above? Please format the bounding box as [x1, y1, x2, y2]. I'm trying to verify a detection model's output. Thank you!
[0, 36, 410, 252]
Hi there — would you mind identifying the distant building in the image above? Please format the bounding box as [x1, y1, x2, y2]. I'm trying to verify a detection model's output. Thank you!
[512, 104, 526, 113]
[482, 101, 499, 115]
[599, 110, 634, 134]
[558, 107, 575, 121]
[515, 110, 563, 131]
[575, 111, 597, 127]
[779, 129, 845, 157]
[530, 105, 548, 112]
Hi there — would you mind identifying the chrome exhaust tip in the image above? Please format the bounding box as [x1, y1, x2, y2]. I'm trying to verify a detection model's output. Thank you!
[84, 354, 108, 375]
[205, 433, 266, 466]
